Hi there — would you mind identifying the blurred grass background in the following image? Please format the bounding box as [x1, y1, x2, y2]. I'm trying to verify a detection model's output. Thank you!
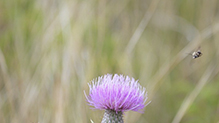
[1, 0, 219, 123]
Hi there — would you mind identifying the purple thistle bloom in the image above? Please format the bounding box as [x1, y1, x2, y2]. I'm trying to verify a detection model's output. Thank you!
[84, 74, 150, 113]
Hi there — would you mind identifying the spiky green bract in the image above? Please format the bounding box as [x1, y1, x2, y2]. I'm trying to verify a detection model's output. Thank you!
[101, 109, 123, 123]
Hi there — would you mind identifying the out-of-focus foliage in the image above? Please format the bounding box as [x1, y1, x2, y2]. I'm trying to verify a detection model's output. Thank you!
[0, 0, 219, 123]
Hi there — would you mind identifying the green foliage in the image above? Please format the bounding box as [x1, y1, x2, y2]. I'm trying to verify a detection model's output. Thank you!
[0, 0, 219, 123]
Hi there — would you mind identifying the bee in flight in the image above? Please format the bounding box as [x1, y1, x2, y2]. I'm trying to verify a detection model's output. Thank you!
[191, 47, 202, 59]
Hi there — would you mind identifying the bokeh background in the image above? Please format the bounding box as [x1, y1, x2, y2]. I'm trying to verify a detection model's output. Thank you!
[1, 0, 219, 123]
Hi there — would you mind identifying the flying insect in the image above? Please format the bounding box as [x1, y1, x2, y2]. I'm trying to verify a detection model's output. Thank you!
[191, 47, 202, 59]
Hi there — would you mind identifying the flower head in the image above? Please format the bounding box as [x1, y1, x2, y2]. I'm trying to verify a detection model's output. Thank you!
[84, 74, 150, 113]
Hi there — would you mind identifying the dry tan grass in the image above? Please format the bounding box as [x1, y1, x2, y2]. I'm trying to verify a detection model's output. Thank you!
[1, 0, 219, 123]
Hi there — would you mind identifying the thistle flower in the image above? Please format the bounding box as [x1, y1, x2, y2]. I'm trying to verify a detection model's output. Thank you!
[84, 74, 150, 123]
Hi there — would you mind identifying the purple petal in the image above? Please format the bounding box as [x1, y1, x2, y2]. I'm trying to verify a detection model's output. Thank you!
[84, 74, 150, 113]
